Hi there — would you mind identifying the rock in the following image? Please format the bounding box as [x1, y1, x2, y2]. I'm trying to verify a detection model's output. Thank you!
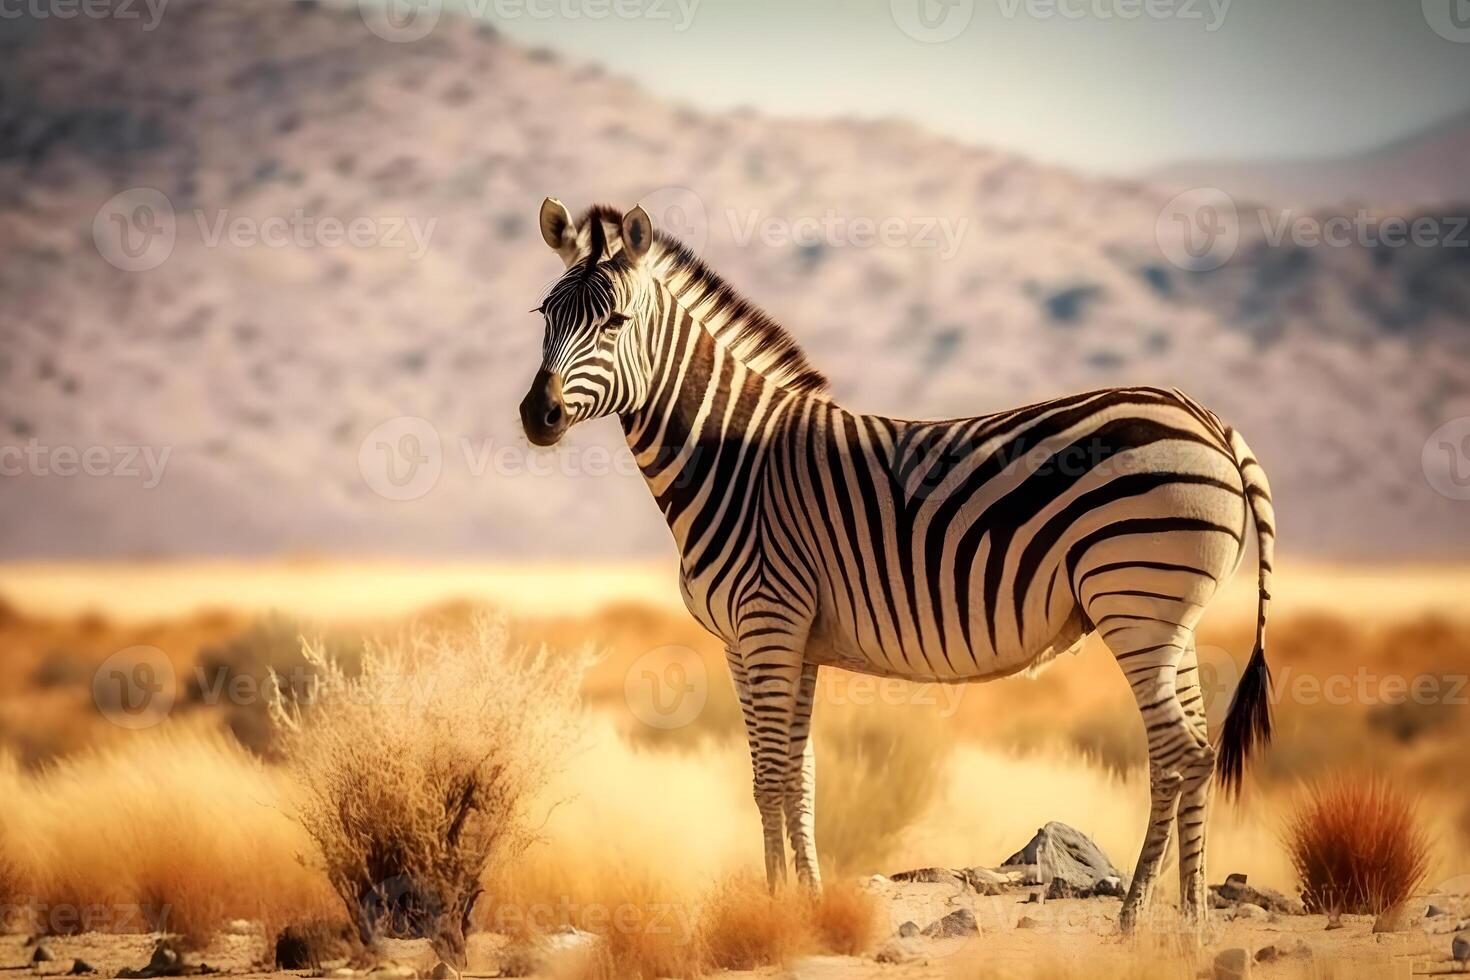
[32, 946, 55, 964]
[1372, 904, 1420, 933]
[1002, 822, 1128, 897]
[962, 867, 1010, 895]
[1016, 916, 1040, 929]
[146, 940, 183, 975]
[895, 921, 920, 938]
[1453, 932, 1469, 961]
[1253, 945, 1281, 963]
[1427, 904, 1448, 918]
[874, 939, 924, 965]
[543, 925, 600, 954]
[1022, 889, 1045, 905]
[364, 967, 416, 980]
[1325, 916, 1345, 931]
[890, 867, 965, 886]
[1227, 903, 1269, 922]
[68, 960, 96, 975]
[1212, 947, 1250, 980]
[1210, 874, 1307, 916]
[921, 908, 979, 939]
[274, 921, 355, 971]
[867, 874, 889, 886]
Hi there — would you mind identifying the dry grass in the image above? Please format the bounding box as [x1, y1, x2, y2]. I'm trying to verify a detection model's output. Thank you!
[270, 615, 586, 966]
[1284, 776, 1432, 914]
[0, 723, 336, 945]
[693, 876, 810, 972]
[815, 702, 952, 874]
[806, 878, 883, 956]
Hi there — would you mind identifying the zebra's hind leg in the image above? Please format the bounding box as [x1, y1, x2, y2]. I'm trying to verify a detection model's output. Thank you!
[784, 662, 822, 891]
[1175, 639, 1216, 924]
[1097, 617, 1202, 933]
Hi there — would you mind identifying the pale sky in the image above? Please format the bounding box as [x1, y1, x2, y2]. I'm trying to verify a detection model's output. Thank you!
[433, 0, 1470, 174]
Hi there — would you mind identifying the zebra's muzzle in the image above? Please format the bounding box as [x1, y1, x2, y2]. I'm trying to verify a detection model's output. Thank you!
[520, 369, 569, 446]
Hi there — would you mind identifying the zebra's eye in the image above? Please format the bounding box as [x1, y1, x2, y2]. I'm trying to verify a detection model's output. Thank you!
[603, 313, 630, 332]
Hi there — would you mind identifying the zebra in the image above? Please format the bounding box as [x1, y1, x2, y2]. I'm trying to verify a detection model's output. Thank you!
[519, 199, 1275, 929]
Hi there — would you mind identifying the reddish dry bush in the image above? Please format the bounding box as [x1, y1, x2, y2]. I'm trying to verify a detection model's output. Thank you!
[1284, 777, 1431, 914]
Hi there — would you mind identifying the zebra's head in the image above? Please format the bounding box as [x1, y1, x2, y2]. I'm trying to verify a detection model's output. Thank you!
[520, 198, 658, 447]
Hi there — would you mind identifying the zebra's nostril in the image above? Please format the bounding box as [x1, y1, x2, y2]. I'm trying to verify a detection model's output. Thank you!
[544, 403, 563, 428]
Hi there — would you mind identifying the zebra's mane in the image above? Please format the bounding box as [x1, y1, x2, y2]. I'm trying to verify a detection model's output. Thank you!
[572, 205, 830, 397]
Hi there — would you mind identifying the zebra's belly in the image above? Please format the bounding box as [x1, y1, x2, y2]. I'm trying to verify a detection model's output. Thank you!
[803, 592, 1090, 683]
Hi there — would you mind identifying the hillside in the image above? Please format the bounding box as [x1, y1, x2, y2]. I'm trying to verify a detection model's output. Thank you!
[2, 0, 1468, 559]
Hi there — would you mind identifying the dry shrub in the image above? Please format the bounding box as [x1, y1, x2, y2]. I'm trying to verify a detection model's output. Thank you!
[1284, 776, 1431, 914]
[815, 702, 950, 873]
[270, 615, 585, 966]
[806, 878, 881, 956]
[0, 725, 336, 945]
[698, 875, 812, 971]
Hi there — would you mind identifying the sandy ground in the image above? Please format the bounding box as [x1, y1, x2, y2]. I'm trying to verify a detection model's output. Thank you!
[2, 879, 1465, 980]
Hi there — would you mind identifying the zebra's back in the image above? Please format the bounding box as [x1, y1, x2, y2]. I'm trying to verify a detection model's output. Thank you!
[762, 385, 1250, 682]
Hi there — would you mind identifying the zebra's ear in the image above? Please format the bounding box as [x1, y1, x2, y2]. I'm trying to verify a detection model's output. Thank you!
[620, 205, 654, 266]
[539, 197, 578, 265]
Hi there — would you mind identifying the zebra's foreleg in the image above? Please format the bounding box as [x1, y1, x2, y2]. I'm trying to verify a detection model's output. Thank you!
[733, 616, 811, 892]
[726, 645, 788, 887]
[1174, 639, 1216, 925]
[784, 661, 822, 891]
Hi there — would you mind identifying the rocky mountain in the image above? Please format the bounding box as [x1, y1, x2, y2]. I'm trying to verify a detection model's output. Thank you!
[2, 0, 1467, 559]
[1150, 107, 1470, 211]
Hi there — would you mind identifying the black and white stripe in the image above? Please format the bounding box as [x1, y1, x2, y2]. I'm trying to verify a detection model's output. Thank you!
[521, 201, 1276, 927]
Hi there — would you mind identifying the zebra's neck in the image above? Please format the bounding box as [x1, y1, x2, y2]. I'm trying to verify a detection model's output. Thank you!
[620, 271, 818, 563]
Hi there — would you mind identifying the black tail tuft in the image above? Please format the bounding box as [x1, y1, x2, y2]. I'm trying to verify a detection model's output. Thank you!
[1216, 642, 1272, 799]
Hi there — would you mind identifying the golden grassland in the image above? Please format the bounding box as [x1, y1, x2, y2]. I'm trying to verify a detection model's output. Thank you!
[0, 559, 1467, 977]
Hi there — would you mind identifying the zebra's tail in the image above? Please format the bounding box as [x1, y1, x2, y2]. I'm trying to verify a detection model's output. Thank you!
[1216, 425, 1276, 799]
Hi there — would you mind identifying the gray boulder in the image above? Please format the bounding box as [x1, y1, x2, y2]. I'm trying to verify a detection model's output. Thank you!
[889, 867, 965, 886]
[1211, 873, 1306, 916]
[921, 908, 979, 939]
[1002, 822, 1128, 896]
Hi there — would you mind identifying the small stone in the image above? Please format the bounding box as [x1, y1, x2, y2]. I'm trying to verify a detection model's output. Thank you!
[1453, 932, 1470, 962]
[1212, 947, 1250, 980]
[921, 908, 979, 939]
[1229, 903, 1268, 922]
[1427, 904, 1448, 918]
[867, 874, 889, 886]
[962, 867, 1009, 895]
[1016, 916, 1040, 929]
[1325, 917, 1345, 931]
[68, 960, 96, 975]
[1022, 888, 1046, 905]
[1253, 945, 1280, 963]
[874, 938, 924, 965]
[890, 867, 964, 886]
[429, 963, 458, 980]
[896, 921, 920, 938]
[32, 946, 55, 964]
